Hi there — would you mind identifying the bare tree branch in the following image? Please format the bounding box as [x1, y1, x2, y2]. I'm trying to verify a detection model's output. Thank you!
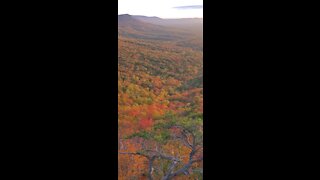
[120, 123, 203, 180]
[119, 152, 149, 158]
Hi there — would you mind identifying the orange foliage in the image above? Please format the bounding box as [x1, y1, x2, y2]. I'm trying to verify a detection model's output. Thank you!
[139, 118, 153, 129]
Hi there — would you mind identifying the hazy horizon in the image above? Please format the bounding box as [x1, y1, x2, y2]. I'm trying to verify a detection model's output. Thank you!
[118, 0, 203, 19]
[118, 13, 203, 20]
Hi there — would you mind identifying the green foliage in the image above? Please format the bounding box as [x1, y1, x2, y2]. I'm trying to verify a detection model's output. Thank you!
[154, 130, 171, 144]
[126, 130, 153, 140]
[154, 115, 202, 133]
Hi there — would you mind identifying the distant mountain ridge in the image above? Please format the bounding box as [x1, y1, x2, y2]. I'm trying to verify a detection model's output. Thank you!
[118, 14, 202, 50]
[119, 14, 202, 34]
[118, 14, 202, 20]
[132, 15, 202, 27]
[118, 14, 192, 41]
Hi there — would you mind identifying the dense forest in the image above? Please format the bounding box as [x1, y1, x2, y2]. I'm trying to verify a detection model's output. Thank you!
[118, 14, 203, 180]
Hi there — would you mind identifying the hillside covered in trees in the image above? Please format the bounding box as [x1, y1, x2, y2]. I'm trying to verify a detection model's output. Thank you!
[118, 14, 203, 180]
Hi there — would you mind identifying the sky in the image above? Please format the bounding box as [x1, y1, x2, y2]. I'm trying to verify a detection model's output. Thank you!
[118, 0, 203, 19]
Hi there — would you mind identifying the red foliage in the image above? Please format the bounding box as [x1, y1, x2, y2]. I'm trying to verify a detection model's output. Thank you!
[139, 118, 153, 129]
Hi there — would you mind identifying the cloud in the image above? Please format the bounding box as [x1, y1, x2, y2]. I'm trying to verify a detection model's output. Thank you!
[173, 5, 203, 10]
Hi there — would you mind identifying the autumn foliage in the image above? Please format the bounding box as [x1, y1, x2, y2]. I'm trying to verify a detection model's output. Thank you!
[118, 15, 203, 180]
[139, 118, 153, 129]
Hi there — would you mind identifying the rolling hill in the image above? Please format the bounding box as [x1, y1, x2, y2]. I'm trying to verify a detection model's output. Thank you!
[118, 14, 202, 50]
[133, 15, 203, 35]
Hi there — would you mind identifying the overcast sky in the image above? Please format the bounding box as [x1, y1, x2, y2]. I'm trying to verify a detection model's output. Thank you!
[118, 0, 203, 19]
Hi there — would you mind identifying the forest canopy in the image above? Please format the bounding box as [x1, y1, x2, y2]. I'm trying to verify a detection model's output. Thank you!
[118, 14, 203, 180]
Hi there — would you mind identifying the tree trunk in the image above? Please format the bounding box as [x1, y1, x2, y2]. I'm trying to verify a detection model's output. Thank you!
[162, 160, 178, 180]
[147, 157, 156, 180]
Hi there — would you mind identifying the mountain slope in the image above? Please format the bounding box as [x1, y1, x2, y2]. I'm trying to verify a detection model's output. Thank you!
[118, 14, 203, 131]
[118, 14, 202, 50]
[118, 14, 203, 179]
[133, 15, 203, 35]
[118, 14, 191, 41]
